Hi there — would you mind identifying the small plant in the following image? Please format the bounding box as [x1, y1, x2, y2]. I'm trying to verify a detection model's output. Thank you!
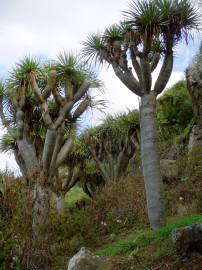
[128, 246, 140, 263]
[69, 233, 85, 250]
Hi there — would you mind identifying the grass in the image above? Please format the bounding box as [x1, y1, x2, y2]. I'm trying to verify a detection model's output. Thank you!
[156, 214, 202, 241]
[96, 230, 154, 256]
[96, 214, 202, 256]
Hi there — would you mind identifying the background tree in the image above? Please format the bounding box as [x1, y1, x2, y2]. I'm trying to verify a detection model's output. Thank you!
[82, 0, 199, 231]
[84, 110, 140, 185]
[0, 52, 102, 238]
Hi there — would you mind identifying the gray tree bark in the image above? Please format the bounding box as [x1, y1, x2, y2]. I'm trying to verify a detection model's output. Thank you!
[140, 91, 165, 231]
[188, 124, 202, 150]
[55, 194, 65, 215]
[32, 185, 51, 238]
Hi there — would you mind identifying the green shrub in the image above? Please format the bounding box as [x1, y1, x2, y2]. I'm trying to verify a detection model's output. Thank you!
[65, 187, 89, 208]
[69, 234, 85, 250]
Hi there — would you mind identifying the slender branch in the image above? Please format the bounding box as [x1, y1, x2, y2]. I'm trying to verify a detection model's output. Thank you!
[14, 149, 28, 177]
[130, 42, 143, 57]
[66, 174, 79, 192]
[11, 95, 18, 109]
[130, 49, 142, 85]
[150, 53, 160, 72]
[114, 138, 128, 180]
[19, 83, 26, 109]
[73, 80, 90, 102]
[53, 101, 74, 129]
[114, 151, 125, 180]
[63, 167, 73, 189]
[82, 181, 93, 198]
[106, 151, 115, 181]
[89, 147, 109, 184]
[42, 129, 57, 173]
[49, 128, 64, 176]
[154, 51, 173, 95]
[29, 73, 54, 128]
[55, 137, 74, 168]
[72, 96, 91, 121]
[52, 87, 65, 106]
[118, 50, 128, 70]
[64, 167, 81, 193]
[23, 119, 32, 144]
[55, 124, 76, 168]
[29, 73, 44, 103]
[64, 79, 73, 100]
[16, 110, 24, 140]
[53, 81, 90, 129]
[112, 63, 142, 96]
[42, 70, 57, 99]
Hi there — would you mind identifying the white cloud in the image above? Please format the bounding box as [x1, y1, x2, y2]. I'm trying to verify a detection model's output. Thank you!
[0, 0, 127, 70]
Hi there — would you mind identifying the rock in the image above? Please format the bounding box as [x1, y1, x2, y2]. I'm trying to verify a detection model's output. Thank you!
[67, 247, 113, 270]
[172, 222, 202, 256]
[160, 159, 178, 184]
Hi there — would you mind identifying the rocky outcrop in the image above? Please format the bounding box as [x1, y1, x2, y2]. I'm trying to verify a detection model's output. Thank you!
[172, 222, 202, 256]
[67, 247, 113, 270]
[186, 43, 202, 127]
[186, 42, 202, 152]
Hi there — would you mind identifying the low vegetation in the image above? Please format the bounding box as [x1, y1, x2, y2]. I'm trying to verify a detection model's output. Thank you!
[1, 140, 202, 269]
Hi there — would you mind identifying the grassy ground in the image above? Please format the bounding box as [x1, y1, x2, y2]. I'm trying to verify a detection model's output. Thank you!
[62, 187, 202, 270]
[94, 214, 202, 269]
[2, 184, 202, 270]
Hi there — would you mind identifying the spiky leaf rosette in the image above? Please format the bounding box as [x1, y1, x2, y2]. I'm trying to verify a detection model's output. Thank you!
[82, 0, 199, 65]
[54, 51, 103, 90]
[0, 133, 16, 153]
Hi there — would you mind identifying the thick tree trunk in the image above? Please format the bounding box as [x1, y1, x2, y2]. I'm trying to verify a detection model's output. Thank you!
[140, 92, 166, 232]
[56, 194, 65, 215]
[32, 185, 51, 238]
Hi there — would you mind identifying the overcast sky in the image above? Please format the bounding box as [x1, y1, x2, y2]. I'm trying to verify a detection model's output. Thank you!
[0, 0, 201, 172]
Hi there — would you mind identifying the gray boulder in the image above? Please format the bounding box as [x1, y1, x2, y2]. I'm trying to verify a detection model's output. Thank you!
[67, 247, 113, 270]
[172, 222, 202, 256]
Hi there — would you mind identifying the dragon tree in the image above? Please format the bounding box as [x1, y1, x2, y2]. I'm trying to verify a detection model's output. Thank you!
[82, 0, 199, 231]
[84, 110, 140, 186]
[0, 52, 103, 237]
